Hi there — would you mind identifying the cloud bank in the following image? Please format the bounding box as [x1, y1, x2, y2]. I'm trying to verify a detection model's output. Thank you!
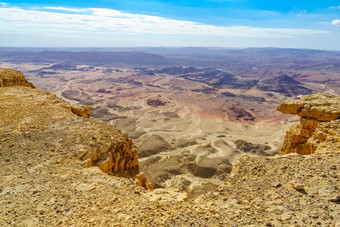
[331, 19, 340, 27]
[43, 6, 87, 13]
[0, 6, 327, 38]
[328, 5, 340, 10]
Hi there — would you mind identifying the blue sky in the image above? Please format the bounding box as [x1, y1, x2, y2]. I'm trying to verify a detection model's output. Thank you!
[1, 0, 340, 49]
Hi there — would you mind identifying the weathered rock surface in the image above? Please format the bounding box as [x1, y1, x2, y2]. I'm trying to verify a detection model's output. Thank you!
[0, 68, 35, 88]
[277, 93, 340, 121]
[277, 94, 340, 154]
[0, 86, 139, 176]
[198, 153, 340, 226]
[70, 104, 92, 118]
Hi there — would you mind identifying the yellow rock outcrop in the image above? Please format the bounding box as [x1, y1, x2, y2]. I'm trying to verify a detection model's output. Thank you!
[277, 93, 340, 154]
[0, 86, 139, 176]
[70, 104, 92, 118]
[0, 68, 35, 88]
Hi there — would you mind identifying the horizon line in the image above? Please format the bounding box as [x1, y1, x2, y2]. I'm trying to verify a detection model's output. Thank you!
[0, 46, 339, 52]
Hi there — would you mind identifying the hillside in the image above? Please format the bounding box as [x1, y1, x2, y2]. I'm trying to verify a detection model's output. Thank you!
[0, 69, 339, 226]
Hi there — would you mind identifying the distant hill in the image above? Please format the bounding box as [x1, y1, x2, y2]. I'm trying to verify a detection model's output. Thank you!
[1, 47, 340, 71]
[182, 70, 236, 88]
[0, 51, 173, 66]
[262, 74, 301, 85]
[144, 66, 202, 75]
[258, 74, 312, 96]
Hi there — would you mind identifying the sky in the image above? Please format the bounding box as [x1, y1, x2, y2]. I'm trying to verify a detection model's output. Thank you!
[0, 0, 340, 50]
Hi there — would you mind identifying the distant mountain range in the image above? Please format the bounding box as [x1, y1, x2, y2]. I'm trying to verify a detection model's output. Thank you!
[138, 67, 312, 96]
[0, 47, 338, 96]
[0, 50, 172, 66]
[1, 47, 340, 71]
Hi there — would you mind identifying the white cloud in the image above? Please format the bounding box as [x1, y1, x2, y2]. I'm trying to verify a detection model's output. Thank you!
[328, 5, 340, 10]
[0, 2, 7, 6]
[331, 19, 340, 26]
[298, 10, 307, 16]
[0, 5, 328, 42]
[43, 6, 87, 13]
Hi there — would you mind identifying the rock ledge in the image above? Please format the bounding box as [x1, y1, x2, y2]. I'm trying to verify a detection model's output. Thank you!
[0, 68, 35, 88]
[277, 93, 340, 154]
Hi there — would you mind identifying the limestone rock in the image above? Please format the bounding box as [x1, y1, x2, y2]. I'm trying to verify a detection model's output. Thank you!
[0, 86, 139, 177]
[277, 94, 340, 155]
[277, 94, 340, 121]
[84, 140, 139, 176]
[70, 104, 92, 118]
[0, 68, 35, 88]
[291, 181, 305, 190]
[135, 173, 148, 188]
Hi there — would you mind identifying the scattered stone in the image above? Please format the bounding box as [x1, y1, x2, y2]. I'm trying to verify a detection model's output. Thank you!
[273, 183, 281, 188]
[135, 173, 148, 188]
[330, 164, 337, 170]
[329, 195, 340, 203]
[265, 222, 273, 226]
[281, 213, 292, 221]
[311, 213, 319, 219]
[291, 181, 305, 190]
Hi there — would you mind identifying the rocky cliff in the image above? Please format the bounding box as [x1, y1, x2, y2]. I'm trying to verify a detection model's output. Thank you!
[0, 68, 35, 88]
[0, 86, 139, 177]
[277, 94, 340, 154]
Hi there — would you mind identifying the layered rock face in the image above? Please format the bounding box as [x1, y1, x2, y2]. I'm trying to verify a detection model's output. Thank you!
[0, 68, 138, 175]
[0, 68, 35, 88]
[277, 94, 340, 154]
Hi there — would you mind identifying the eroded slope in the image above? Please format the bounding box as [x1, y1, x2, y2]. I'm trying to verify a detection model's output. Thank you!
[198, 153, 340, 226]
[0, 87, 139, 176]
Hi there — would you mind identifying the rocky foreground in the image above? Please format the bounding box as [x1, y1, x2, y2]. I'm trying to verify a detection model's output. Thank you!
[0, 69, 339, 226]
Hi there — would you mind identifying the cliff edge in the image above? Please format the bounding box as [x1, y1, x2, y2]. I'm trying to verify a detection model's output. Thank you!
[0, 68, 35, 88]
[277, 93, 340, 155]
[0, 85, 139, 177]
